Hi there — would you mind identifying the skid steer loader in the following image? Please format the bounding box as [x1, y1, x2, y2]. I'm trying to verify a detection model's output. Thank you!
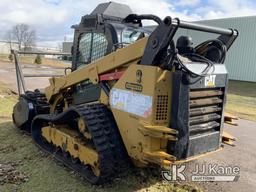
[12, 2, 238, 184]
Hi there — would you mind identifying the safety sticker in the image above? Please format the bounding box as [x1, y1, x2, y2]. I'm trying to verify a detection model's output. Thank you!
[110, 88, 153, 118]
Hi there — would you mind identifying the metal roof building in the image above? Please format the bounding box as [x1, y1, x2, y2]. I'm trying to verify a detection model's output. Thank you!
[176, 16, 256, 82]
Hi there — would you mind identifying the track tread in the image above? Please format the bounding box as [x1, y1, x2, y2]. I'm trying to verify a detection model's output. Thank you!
[31, 103, 129, 184]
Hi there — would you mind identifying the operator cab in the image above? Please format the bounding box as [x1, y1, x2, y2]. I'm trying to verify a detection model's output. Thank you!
[71, 2, 153, 70]
[71, 2, 155, 105]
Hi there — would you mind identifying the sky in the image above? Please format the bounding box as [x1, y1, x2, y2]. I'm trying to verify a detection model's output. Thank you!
[0, 0, 256, 48]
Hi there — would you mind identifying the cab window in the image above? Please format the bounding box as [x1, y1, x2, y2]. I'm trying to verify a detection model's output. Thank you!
[121, 27, 151, 46]
[77, 33, 92, 68]
[77, 33, 108, 69]
[91, 33, 108, 62]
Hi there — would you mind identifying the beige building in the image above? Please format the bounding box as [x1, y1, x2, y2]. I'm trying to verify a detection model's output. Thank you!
[0, 40, 62, 59]
[0, 40, 19, 54]
[62, 42, 72, 53]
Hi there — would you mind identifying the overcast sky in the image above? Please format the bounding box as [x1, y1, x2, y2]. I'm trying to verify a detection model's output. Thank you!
[0, 0, 255, 47]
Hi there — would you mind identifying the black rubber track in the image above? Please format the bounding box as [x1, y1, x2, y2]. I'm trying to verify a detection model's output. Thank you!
[31, 104, 129, 184]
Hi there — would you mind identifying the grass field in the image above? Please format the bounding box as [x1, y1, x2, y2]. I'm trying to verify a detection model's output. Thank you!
[0, 83, 18, 118]
[226, 80, 256, 121]
[0, 54, 71, 68]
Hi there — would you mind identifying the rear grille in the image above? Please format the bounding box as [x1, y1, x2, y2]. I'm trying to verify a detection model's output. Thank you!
[190, 121, 220, 133]
[169, 70, 228, 159]
[189, 88, 224, 135]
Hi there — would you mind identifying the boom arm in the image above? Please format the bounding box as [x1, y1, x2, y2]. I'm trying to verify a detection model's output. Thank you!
[45, 37, 148, 101]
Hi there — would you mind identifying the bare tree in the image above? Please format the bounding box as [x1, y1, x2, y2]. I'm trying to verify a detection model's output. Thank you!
[4, 30, 13, 51]
[23, 30, 36, 50]
[11, 24, 36, 51]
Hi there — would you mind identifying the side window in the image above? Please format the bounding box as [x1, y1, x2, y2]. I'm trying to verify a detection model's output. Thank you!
[77, 33, 108, 69]
[91, 33, 108, 62]
[77, 33, 92, 68]
[121, 27, 151, 47]
[122, 28, 140, 44]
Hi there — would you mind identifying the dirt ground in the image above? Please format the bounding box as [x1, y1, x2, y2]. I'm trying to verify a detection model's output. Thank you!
[0, 60, 255, 192]
[195, 119, 256, 192]
[0, 61, 66, 92]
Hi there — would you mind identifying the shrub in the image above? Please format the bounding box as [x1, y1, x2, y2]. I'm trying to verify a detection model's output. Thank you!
[34, 54, 42, 64]
[8, 54, 13, 62]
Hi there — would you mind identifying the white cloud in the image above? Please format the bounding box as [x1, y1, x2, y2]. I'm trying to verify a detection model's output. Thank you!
[194, 0, 256, 19]
[0, 0, 70, 26]
[176, 0, 201, 7]
[0, 0, 256, 47]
